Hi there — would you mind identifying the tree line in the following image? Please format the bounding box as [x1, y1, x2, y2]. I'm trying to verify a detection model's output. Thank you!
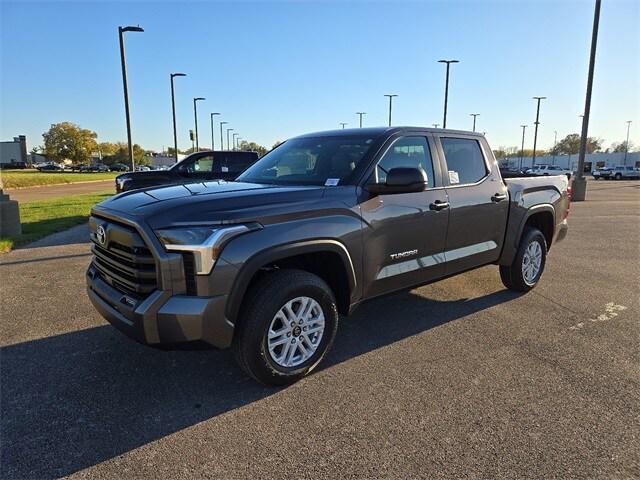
[37, 122, 274, 165]
[493, 133, 635, 159]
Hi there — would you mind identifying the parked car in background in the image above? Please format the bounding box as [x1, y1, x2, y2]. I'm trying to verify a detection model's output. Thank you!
[88, 127, 570, 385]
[526, 164, 573, 179]
[136, 165, 151, 172]
[115, 150, 259, 192]
[36, 163, 64, 172]
[0, 161, 28, 169]
[593, 165, 640, 180]
[110, 163, 130, 172]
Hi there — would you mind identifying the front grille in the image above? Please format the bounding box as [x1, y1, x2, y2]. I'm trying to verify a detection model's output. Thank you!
[90, 217, 157, 298]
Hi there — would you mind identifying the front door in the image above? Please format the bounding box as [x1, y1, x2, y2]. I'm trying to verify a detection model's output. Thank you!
[436, 135, 509, 275]
[360, 135, 450, 298]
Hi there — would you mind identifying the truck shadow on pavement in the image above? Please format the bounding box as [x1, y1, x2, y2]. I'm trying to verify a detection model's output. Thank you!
[1, 288, 520, 479]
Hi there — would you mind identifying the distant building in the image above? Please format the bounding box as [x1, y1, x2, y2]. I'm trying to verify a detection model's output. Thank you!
[0, 136, 28, 166]
[501, 151, 640, 172]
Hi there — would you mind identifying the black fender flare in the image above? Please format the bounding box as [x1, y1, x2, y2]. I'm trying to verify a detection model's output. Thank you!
[225, 239, 357, 323]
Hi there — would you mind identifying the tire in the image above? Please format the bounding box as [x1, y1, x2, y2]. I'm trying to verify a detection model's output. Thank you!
[615, 173, 622, 180]
[500, 227, 547, 292]
[232, 269, 339, 386]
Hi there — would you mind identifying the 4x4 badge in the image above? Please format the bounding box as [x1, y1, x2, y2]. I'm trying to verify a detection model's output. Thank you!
[96, 225, 106, 246]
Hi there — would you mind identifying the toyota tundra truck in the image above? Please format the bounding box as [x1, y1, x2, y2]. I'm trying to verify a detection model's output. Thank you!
[86, 127, 570, 385]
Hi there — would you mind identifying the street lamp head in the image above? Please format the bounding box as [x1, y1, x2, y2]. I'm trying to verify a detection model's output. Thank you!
[533, 96, 547, 100]
[120, 26, 144, 33]
[470, 113, 480, 116]
[194, 97, 205, 101]
[384, 94, 398, 98]
[220, 121, 228, 125]
[438, 59, 459, 64]
[171, 72, 186, 78]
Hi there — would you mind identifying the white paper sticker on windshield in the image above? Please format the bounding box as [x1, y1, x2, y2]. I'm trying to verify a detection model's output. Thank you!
[325, 178, 340, 186]
[221, 166, 229, 173]
[448, 170, 460, 184]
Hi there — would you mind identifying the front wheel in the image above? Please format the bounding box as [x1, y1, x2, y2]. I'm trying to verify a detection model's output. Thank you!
[500, 227, 547, 292]
[615, 173, 622, 180]
[232, 269, 339, 386]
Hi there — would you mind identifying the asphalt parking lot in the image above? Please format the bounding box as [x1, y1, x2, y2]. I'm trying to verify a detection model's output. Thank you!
[1, 180, 638, 479]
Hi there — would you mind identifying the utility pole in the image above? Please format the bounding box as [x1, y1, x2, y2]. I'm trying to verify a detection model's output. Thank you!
[520, 125, 527, 171]
[210, 112, 220, 150]
[193, 97, 205, 150]
[574, 0, 601, 201]
[170, 73, 186, 162]
[470, 113, 480, 132]
[356, 112, 366, 128]
[438, 59, 459, 128]
[432, 123, 440, 128]
[219, 121, 228, 150]
[233, 133, 239, 150]
[384, 94, 398, 127]
[339, 122, 348, 129]
[531, 96, 547, 165]
[624, 120, 632, 166]
[118, 25, 144, 171]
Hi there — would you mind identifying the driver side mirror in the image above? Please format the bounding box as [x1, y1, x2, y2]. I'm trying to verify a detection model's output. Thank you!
[366, 167, 427, 195]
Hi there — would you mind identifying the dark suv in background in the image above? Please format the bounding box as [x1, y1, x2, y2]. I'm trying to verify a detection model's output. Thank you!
[115, 150, 259, 192]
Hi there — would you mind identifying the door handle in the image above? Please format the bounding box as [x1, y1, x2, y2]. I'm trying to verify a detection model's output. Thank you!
[491, 193, 507, 202]
[429, 200, 450, 211]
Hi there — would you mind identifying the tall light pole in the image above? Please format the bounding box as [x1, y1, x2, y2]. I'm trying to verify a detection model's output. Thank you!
[170, 73, 186, 162]
[552, 130, 558, 165]
[470, 113, 480, 132]
[574, 0, 601, 201]
[193, 97, 205, 150]
[531, 96, 547, 165]
[118, 25, 144, 171]
[236, 137, 242, 150]
[210, 112, 220, 150]
[219, 121, 228, 150]
[356, 112, 366, 128]
[226, 128, 234, 151]
[384, 94, 398, 127]
[624, 120, 632, 165]
[339, 122, 348, 129]
[438, 59, 459, 129]
[520, 125, 527, 171]
[233, 133, 239, 150]
[432, 123, 440, 128]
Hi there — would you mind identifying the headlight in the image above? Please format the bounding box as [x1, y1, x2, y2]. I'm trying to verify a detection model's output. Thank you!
[155, 225, 252, 275]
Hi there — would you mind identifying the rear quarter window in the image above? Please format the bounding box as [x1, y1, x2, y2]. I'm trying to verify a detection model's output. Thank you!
[440, 137, 487, 185]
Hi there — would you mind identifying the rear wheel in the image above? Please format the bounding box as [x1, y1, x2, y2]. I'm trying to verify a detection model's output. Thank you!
[615, 173, 622, 180]
[500, 227, 547, 292]
[232, 269, 339, 386]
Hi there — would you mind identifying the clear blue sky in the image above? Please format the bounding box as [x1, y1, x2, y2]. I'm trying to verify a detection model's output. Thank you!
[1, 0, 638, 153]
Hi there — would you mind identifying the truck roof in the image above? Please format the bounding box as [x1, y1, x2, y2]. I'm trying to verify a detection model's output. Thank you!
[294, 127, 485, 139]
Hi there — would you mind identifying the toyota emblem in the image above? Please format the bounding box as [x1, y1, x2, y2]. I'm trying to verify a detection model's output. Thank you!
[96, 225, 106, 246]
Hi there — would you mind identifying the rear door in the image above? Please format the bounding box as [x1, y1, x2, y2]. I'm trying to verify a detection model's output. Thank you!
[360, 134, 449, 298]
[435, 135, 509, 275]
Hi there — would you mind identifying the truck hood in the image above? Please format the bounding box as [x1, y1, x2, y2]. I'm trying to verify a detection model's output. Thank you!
[94, 181, 330, 228]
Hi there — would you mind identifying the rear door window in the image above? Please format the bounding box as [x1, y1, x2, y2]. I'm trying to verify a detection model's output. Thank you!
[440, 137, 488, 185]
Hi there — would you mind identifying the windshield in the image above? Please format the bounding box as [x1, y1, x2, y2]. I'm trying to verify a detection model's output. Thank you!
[237, 135, 376, 186]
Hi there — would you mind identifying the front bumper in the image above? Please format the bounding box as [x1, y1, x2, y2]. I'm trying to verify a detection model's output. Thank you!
[87, 259, 235, 349]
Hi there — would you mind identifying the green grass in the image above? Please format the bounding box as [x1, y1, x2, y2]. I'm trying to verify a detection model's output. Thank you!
[0, 169, 119, 189]
[0, 192, 111, 253]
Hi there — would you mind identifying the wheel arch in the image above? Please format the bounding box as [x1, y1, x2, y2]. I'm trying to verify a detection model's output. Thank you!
[521, 205, 555, 250]
[225, 240, 357, 323]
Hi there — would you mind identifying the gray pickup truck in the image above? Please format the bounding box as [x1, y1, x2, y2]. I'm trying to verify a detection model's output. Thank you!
[86, 127, 570, 385]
